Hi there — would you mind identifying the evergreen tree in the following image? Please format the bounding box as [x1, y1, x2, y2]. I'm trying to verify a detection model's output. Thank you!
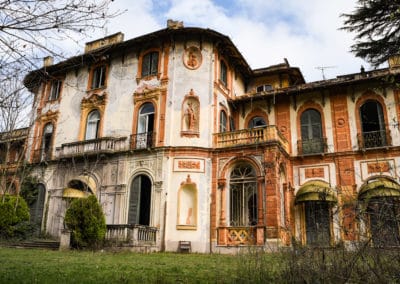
[342, 1, 400, 67]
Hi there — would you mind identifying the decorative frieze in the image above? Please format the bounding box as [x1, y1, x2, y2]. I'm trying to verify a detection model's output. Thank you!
[173, 158, 205, 172]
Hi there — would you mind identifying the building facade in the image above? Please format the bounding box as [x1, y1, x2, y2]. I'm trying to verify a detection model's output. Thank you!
[20, 21, 400, 252]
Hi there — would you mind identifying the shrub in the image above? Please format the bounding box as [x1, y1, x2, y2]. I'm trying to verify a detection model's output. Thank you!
[64, 195, 106, 249]
[0, 195, 30, 238]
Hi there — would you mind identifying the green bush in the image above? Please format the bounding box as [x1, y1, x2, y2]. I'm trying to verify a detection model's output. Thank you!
[64, 195, 106, 249]
[0, 194, 30, 238]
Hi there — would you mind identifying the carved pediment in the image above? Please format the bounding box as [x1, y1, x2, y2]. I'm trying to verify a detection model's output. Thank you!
[134, 83, 165, 103]
[81, 92, 107, 109]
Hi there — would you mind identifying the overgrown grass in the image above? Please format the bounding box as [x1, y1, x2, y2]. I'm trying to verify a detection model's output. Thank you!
[2, 246, 400, 283]
[0, 247, 275, 283]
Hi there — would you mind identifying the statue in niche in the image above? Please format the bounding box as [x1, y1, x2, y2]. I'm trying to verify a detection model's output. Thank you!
[185, 102, 196, 131]
[181, 89, 200, 136]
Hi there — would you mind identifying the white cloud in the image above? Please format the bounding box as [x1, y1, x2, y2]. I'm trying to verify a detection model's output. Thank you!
[80, 0, 371, 82]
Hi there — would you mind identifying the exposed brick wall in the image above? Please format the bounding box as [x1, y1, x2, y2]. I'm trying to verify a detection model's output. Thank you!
[330, 89, 352, 152]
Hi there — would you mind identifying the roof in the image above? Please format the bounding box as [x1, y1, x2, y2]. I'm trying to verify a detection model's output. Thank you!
[0, 127, 29, 143]
[230, 66, 400, 104]
[23, 27, 253, 91]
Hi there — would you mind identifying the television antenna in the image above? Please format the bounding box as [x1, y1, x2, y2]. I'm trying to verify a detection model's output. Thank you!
[315, 66, 337, 80]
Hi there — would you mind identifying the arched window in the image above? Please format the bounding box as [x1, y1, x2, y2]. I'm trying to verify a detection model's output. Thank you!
[141, 52, 159, 77]
[128, 175, 152, 225]
[229, 164, 257, 226]
[41, 123, 53, 161]
[300, 109, 324, 154]
[137, 103, 155, 148]
[248, 116, 266, 128]
[360, 100, 386, 148]
[85, 110, 100, 140]
[220, 110, 227, 132]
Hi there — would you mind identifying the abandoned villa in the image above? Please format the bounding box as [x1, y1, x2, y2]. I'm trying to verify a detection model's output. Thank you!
[2, 20, 400, 253]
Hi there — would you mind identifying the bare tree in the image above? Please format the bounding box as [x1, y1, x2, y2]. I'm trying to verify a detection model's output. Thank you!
[0, 0, 121, 104]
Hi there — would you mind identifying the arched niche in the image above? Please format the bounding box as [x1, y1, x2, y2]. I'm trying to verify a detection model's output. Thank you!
[177, 175, 198, 230]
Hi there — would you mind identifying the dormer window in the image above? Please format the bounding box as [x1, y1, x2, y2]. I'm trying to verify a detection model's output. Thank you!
[90, 65, 107, 89]
[256, 84, 273, 93]
[48, 80, 62, 101]
[141, 51, 159, 77]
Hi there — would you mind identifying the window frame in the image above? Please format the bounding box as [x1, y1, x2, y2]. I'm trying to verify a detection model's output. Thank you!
[41, 122, 54, 161]
[220, 110, 228, 133]
[48, 79, 63, 101]
[220, 60, 228, 86]
[228, 164, 258, 227]
[141, 51, 159, 78]
[248, 116, 267, 128]
[89, 64, 107, 90]
[85, 110, 101, 140]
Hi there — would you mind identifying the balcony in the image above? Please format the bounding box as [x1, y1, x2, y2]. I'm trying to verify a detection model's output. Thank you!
[214, 126, 289, 152]
[55, 137, 128, 158]
[297, 138, 327, 156]
[358, 130, 390, 150]
[106, 224, 158, 246]
[130, 132, 156, 150]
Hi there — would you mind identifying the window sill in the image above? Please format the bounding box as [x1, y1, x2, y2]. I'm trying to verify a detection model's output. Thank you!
[181, 131, 199, 138]
[176, 225, 197, 230]
[136, 73, 160, 83]
[86, 86, 106, 93]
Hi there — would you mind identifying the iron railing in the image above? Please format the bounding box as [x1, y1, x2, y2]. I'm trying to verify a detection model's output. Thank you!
[130, 132, 156, 150]
[358, 130, 389, 149]
[297, 137, 327, 155]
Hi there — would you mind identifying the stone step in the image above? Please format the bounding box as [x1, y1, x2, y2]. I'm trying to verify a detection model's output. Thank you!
[9, 240, 60, 250]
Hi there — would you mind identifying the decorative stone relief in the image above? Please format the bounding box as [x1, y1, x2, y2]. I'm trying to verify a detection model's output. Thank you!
[183, 46, 202, 70]
[173, 158, 205, 172]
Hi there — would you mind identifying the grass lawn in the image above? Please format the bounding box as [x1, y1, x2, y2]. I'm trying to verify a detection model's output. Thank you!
[0, 247, 282, 283]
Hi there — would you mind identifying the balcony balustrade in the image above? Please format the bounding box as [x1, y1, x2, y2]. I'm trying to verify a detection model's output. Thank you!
[217, 226, 265, 246]
[297, 137, 327, 155]
[55, 137, 128, 158]
[106, 224, 158, 246]
[214, 126, 289, 152]
[130, 132, 156, 150]
[357, 130, 390, 150]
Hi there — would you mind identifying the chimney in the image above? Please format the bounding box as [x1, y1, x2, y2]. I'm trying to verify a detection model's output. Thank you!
[43, 56, 53, 67]
[167, 19, 184, 29]
[84, 32, 124, 53]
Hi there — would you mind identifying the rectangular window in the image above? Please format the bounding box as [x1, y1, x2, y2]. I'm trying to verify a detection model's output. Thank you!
[48, 80, 62, 101]
[256, 84, 273, 93]
[91, 65, 106, 89]
[141, 52, 159, 77]
[220, 60, 227, 86]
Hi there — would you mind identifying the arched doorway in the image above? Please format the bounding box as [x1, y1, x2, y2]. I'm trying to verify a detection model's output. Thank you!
[128, 175, 152, 225]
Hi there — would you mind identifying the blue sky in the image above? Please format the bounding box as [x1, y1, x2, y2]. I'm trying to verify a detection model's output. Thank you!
[78, 0, 369, 82]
